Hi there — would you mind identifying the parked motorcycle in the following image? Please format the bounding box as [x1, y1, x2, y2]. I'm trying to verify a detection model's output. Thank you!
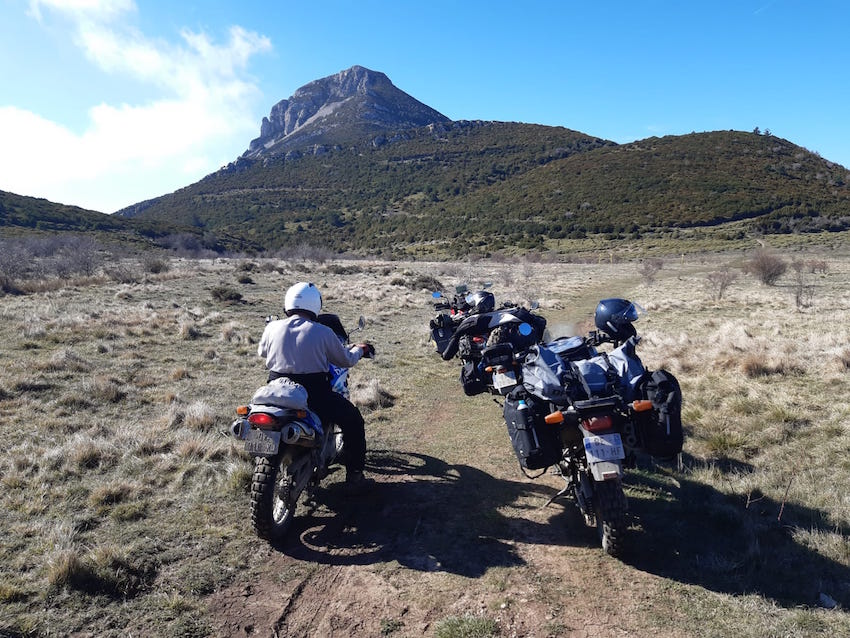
[439, 302, 547, 396]
[430, 283, 502, 355]
[230, 314, 370, 543]
[484, 300, 682, 557]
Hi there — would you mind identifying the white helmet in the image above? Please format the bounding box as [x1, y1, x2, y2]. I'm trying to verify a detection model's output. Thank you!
[284, 282, 322, 318]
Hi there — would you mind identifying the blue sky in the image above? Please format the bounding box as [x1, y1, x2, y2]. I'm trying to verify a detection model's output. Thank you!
[1, 0, 848, 213]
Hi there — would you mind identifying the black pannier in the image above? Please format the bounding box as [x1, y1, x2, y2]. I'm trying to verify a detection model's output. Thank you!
[503, 389, 562, 470]
[634, 370, 683, 459]
[460, 361, 487, 396]
[429, 313, 456, 355]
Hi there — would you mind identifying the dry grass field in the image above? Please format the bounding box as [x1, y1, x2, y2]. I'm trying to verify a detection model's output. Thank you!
[2, 246, 850, 637]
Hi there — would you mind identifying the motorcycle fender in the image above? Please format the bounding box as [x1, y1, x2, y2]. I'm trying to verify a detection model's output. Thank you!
[589, 460, 623, 482]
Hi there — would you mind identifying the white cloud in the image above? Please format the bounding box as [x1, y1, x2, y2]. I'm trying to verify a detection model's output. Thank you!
[2, 2, 271, 212]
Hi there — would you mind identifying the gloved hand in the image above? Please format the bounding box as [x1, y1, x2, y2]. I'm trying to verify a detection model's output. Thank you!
[359, 343, 376, 358]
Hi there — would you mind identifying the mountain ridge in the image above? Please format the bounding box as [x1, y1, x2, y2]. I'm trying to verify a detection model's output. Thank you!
[243, 65, 451, 159]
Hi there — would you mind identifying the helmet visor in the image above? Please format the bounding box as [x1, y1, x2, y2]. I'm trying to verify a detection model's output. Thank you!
[621, 302, 645, 322]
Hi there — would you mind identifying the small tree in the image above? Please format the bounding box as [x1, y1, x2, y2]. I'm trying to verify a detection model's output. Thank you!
[706, 267, 738, 301]
[791, 260, 814, 310]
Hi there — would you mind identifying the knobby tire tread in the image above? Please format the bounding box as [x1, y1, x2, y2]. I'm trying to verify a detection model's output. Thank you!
[250, 455, 294, 542]
[595, 479, 627, 557]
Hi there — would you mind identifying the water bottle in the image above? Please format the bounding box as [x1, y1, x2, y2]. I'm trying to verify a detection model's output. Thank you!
[517, 399, 540, 446]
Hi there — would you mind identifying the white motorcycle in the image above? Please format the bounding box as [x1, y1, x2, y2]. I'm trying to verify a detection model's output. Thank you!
[230, 315, 368, 543]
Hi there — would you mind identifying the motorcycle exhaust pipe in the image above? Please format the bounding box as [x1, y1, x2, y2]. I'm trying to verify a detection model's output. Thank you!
[282, 422, 317, 447]
[230, 419, 250, 440]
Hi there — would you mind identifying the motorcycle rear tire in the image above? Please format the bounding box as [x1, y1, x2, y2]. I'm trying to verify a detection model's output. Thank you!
[250, 454, 296, 542]
[594, 478, 627, 558]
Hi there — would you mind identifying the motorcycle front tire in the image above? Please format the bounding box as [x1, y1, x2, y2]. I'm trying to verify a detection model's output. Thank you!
[250, 452, 298, 542]
[594, 478, 628, 558]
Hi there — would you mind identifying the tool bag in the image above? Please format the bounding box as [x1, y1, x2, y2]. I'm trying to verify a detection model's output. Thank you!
[460, 360, 487, 396]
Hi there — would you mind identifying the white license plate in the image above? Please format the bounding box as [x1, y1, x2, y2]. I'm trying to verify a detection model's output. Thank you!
[244, 428, 281, 456]
[492, 370, 517, 390]
[583, 433, 625, 464]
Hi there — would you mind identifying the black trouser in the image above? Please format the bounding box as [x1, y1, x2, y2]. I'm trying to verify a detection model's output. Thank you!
[268, 371, 366, 473]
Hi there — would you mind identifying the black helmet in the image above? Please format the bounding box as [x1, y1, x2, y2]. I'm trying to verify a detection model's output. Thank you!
[467, 290, 495, 314]
[594, 298, 643, 341]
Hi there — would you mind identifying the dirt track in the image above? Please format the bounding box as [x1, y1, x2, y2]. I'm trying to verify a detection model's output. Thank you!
[206, 449, 686, 638]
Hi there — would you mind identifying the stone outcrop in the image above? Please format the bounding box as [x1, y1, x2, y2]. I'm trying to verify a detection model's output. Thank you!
[244, 65, 450, 158]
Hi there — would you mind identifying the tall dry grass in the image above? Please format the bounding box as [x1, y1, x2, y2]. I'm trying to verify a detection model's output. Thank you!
[0, 251, 849, 636]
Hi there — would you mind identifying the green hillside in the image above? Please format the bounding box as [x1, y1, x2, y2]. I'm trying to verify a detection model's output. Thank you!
[6, 123, 850, 258]
[124, 124, 850, 256]
[0, 190, 251, 252]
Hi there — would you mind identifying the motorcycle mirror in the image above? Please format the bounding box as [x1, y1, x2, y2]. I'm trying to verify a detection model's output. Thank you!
[432, 291, 442, 299]
[529, 301, 540, 310]
[483, 282, 493, 289]
[358, 316, 366, 330]
[518, 322, 533, 337]
[455, 284, 468, 294]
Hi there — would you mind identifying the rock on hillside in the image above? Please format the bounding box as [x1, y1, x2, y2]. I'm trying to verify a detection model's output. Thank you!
[244, 65, 451, 158]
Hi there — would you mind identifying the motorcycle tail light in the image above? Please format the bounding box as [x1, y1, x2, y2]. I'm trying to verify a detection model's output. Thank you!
[248, 412, 278, 428]
[545, 411, 564, 425]
[583, 415, 613, 433]
[632, 400, 653, 412]
[236, 405, 249, 416]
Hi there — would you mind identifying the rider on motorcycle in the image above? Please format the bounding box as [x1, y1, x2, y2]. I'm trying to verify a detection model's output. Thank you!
[257, 282, 374, 490]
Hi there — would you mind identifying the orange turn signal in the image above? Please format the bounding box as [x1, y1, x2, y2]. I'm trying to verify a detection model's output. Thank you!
[296, 410, 307, 418]
[236, 405, 249, 416]
[545, 411, 564, 425]
[632, 400, 653, 413]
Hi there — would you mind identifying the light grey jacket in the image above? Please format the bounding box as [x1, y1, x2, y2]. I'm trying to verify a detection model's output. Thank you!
[257, 315, 362, 375]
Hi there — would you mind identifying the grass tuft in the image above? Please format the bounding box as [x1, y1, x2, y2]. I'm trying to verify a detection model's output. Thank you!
[433, 615, 499, 638]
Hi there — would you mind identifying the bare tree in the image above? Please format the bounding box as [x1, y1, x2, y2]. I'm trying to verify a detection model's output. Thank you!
[706, 267, 738, 301]
[638, 258, 664, 285]
[791, 260, 814, 310]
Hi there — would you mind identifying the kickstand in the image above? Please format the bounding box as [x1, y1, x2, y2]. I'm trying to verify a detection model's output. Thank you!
[542, 473, 573, 508]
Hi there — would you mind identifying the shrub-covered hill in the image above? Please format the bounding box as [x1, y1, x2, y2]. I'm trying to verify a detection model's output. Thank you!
[114, 121, 615, 252]
[120, 123, 850, 256]
[0, 190, 253, 252]
[444, 130, 850, 241]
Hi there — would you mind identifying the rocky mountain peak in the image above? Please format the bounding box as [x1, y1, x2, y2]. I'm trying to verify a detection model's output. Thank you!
[244, 65, 450, 158]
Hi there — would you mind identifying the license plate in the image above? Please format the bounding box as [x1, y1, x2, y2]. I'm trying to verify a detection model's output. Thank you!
[244, 428, 281, 456]
[492, 370, 517, 390]
[583, 433, 625, 463]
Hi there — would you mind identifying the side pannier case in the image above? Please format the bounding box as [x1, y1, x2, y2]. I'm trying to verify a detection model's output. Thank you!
[634, 369, 684, 459]
[429, 313, 456, 355]
[460, 361, 487, 396]
[503, 389, 562, 470]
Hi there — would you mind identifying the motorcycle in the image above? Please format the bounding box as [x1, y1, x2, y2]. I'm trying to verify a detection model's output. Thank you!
[485, 301, 682, 557]
[430, 283, 497, 355]
[230, 314, 370, 543]
[439, 302, 547, 396]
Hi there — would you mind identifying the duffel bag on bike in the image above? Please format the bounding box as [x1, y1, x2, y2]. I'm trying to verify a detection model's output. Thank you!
[634, 369, 683, 459]
[503, 389, 562, 470]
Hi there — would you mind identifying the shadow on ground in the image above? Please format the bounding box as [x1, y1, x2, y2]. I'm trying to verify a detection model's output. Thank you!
[274, 449, 590, 577]
[621, 453, 850, 609]
[273, 449, 850, 609]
